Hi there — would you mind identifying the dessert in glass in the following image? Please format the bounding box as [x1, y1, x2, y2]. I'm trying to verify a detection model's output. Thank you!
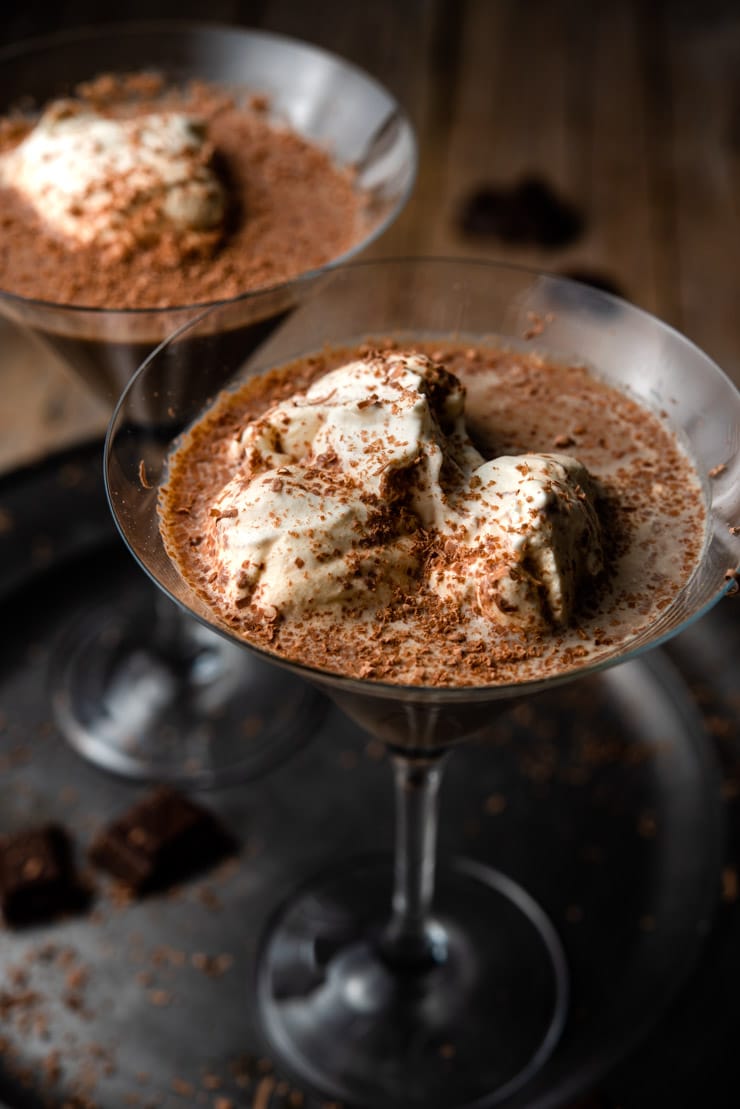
[105, 258, 740, 1107]
[0, 23, 416, 784]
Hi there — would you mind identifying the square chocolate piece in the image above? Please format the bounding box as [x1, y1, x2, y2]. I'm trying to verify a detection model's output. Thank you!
[0, 824, 85, 926]
[89, 787, 236, 894]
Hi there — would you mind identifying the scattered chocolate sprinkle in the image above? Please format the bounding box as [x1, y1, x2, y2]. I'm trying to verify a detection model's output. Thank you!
[553, 433, 576, 449]
[483, 793, 507, 815]
[149, 989, 173, 1007]
[523, 311, 554, 340]
[171, 1076, 195, 1096]
[196, 887, 224, 912]
[253, 1076, 276, 1109]
[637, 811, 657, 839]
[248, 92, 270, 113]
[191, 951, 234, 977]
[722, 865, 739, 903]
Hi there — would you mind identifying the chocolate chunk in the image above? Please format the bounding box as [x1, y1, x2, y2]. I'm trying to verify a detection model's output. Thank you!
[458, 176, 584, 248]
[0, 825, 88, 926]
[89, 787, 236, 893]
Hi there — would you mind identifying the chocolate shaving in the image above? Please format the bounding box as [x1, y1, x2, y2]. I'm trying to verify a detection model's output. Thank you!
[138, 459, 152, 489]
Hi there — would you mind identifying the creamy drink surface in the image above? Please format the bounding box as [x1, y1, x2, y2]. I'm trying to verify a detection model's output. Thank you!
[0, 74, 363, 310]
[159, 342, 706, 687]
[0, 73, 368, 400]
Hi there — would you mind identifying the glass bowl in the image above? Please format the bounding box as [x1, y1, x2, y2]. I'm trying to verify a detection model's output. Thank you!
[0, 23, 417, 784]
[105, 257, 740, 1106]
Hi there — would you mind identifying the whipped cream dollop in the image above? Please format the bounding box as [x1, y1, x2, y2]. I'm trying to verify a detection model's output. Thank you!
[431, 453, 604, 626]
[0, 101, 226, 251]
[204, 352, 604, 628]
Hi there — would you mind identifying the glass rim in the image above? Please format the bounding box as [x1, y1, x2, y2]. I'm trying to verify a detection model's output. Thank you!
[105, 254, 740, 704]
[0, 20, 418, 317]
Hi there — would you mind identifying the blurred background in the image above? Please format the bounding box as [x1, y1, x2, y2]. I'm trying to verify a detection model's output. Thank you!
[0, 3, 738, 1107]
[1, 0, 739, 471]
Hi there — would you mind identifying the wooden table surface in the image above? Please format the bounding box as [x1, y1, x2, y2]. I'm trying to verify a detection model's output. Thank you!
[1, 0, 738, 473]
[0, 5, 737, 1106]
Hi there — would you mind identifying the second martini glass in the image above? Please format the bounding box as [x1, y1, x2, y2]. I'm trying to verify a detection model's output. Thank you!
[0, 23, 416, 785]
[106, 258, 740, 1106]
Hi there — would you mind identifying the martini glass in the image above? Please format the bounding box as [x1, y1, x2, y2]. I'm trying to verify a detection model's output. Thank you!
[0, 23, 416, 785]
[105, 258, 740, 1107]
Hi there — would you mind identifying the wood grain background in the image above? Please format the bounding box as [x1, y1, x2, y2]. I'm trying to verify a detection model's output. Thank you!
[1, 0, 738, 472]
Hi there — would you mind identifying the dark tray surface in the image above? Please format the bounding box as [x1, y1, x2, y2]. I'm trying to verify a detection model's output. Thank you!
[0, 442, 738, 1109]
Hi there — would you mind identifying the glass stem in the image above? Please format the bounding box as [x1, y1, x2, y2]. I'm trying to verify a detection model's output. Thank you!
[153, 591, 184, 650]
[153, 592, 206, 662]
[381, 751, 449, 970]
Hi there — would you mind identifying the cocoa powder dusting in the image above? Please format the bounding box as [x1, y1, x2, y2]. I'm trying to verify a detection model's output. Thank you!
[0, 74, 364, 309]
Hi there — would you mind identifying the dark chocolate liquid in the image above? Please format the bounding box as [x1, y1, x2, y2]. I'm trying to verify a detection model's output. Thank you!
[39, 309, 293, 409]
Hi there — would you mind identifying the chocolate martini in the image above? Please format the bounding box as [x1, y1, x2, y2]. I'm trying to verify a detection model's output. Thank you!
[0, 70, 371, 402]
[159, 341, 705, 687]
[0, 24, 417, 783]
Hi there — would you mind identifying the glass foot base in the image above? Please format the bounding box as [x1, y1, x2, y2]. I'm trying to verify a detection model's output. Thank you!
[257, 855, 568, 1108]
[50, 597, 326, 788]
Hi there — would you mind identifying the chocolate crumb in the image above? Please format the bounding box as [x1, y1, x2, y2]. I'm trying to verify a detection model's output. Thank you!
[172, 1076, 195, 1096]
[149, 989, 172, 1007]
[483, 793, 507, 815]
[637, 811, 657, 839]
[722, 865, 739, 903]
[253, 1076, 275, 1109]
